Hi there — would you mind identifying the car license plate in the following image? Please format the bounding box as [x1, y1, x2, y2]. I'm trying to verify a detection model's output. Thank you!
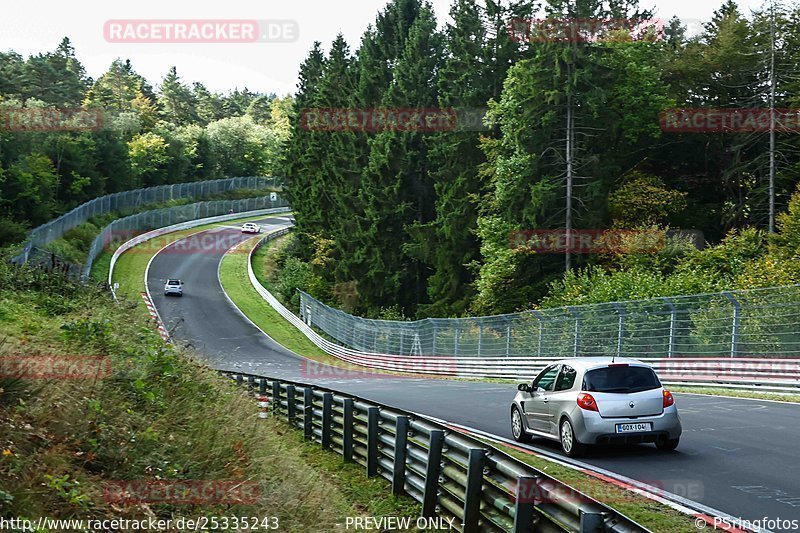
[615, 422, 652, 433]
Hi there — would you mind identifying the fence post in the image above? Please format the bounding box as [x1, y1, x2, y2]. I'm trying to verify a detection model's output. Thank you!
[723, 292, 741, 358]
[612, 303, 625, 358]
[513, 476, 537, 533]
[321, 392, 333, 448]
[303, 387, 314, 441]
[366, 407, 380, 477]
[664, 298, 676, 358]
[286, 385, 297, 425]
[432, 324, 438, 355]
[532, 310, 544, 357]
[343, 398, 354, 462]
[506, 321, 512, 356]
[568, 307, 581, 357]
[478, 324, 483, 356]
[422, 429, 444, 517]
[463, 448, 486, 533]
[392, 416, 409, 495]
[454, 328, 460, 356]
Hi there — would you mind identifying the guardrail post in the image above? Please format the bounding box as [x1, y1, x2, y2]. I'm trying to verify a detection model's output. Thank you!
[303, 387, 314, 441]
[513, 476, 537, 533]
[258, 378, 267, 395]
[392, 416, 409, 495]
[579, 509, 604, 532]
[723, 291, 741, 358]
[235, 374, 243, 387]
[343, 398, 354, 462]
[664, 298, 676, 358]
[271, 381, 281, 414]
[367, 407, 380, 477]
[423, 429, 445, 517]
[321, 392, 333, 448]
[286, 385, 297, 425]
[247, 375, 256, 390]
[463, 448, 485, 533]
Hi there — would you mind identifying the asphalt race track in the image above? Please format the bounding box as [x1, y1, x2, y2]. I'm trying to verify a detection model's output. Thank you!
[146, 216, 800, 526]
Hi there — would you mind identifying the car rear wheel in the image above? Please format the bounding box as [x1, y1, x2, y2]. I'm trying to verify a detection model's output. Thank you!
[656, 437, 680, 451]
[511, 407, 531, 443]
[560, 418, 586, 457]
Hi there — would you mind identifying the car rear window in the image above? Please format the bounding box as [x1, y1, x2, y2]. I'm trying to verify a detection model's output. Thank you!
[167, 280, 180, 285]
[582, 365, 661, 393]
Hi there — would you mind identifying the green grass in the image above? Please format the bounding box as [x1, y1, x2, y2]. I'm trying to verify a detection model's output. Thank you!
[0, 258, 419, 528]
[480, 439, 700, 532]
[108, 213, 275, 306]
[219, 236, 375, 368]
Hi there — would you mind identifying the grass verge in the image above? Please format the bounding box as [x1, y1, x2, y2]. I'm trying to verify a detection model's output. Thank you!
[0, 253, 419, 528]
[479, 438, 700, 532]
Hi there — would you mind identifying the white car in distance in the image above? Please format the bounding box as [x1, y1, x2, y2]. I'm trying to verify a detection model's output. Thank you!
[241, 223, 261, 234]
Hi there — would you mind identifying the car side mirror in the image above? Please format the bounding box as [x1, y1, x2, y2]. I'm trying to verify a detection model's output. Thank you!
[517, 383, 532, 393]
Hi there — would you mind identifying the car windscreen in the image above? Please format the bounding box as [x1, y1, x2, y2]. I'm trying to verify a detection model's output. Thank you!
[582, 365, 661, 393]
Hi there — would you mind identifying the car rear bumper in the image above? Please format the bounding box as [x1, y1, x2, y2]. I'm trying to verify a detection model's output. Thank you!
[572, 408, 682, 444]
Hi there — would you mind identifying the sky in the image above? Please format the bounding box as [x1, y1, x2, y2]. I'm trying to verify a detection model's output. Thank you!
[0, 0, 768, 97]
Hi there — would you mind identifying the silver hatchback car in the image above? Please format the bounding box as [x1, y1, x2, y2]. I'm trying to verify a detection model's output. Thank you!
[510, 357, 681, 457]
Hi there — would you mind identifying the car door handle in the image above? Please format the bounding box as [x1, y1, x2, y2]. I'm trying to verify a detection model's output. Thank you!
[542, 397, 549, 403]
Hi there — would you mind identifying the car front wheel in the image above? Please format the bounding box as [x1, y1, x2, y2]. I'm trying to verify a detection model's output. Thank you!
[560, 418, 586, 457]
[511, 406, 531, 443]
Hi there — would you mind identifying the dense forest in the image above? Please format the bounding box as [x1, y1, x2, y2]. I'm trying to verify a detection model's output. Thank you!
[0, 38, 292, 245]
[283, 0, 800, 318]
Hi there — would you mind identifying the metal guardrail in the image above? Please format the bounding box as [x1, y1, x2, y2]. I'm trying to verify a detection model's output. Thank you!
[222, 370, 650, 533]
[245, 231, 800, 390]
[13, 176, 279, 266]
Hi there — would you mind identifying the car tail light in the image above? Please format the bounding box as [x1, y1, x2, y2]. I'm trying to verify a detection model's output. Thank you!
[663, 390, 675, 408]
[577, 393, 598, 412]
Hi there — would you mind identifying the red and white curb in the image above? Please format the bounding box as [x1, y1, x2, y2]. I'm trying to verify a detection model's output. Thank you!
[141, 292, 171, 343]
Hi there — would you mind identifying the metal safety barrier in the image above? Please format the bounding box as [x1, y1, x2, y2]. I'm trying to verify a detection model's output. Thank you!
[222, 370, 649, 533]
[13, 176, 279, 266]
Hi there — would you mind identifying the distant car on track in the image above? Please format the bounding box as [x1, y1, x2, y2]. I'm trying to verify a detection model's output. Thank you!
[241, 222, 261, 234]
[510, 357, 681, 457]
[164, 279, 183, 297]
